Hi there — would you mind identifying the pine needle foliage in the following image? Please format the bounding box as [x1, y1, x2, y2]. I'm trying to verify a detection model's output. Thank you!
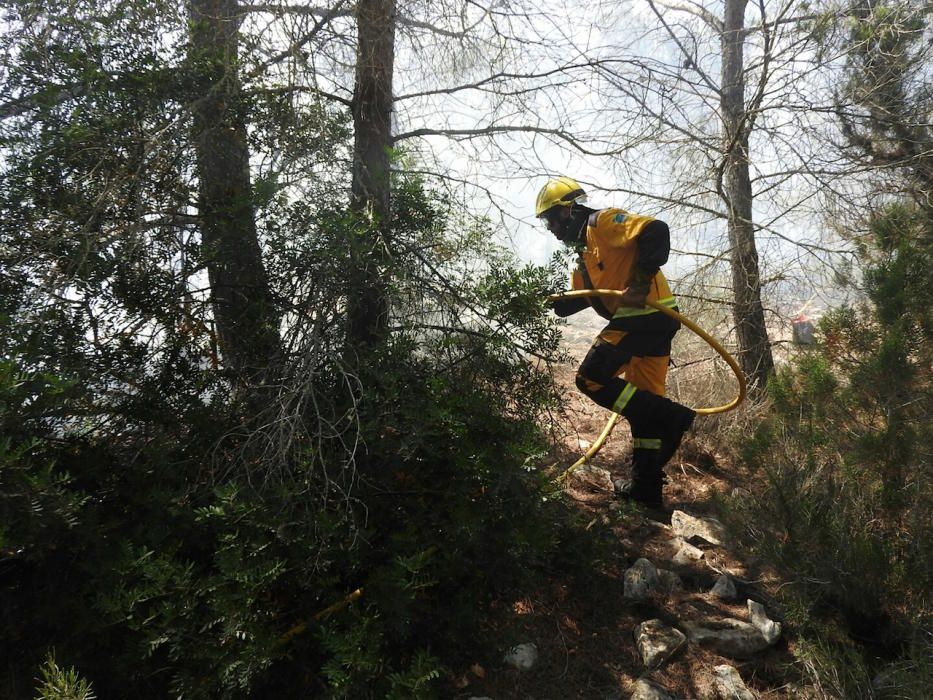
[720, 201, 932, 697]
[716, 2, 933, 692]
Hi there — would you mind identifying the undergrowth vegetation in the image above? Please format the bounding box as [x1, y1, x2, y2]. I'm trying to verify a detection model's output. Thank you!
[717, 202, 932, 698]
[0, 178, 606, 698]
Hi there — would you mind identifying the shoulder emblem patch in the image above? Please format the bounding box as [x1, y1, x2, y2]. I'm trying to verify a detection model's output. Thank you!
[613, 213, 627, 224]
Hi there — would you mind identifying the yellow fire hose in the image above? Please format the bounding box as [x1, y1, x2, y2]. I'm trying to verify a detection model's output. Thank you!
[276, 545, 440, 648]
[550, 289, 747, 481]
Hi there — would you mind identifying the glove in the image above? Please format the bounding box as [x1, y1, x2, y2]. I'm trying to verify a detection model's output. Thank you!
[548, 293, 589, 318]
[618, 268, 654, 308]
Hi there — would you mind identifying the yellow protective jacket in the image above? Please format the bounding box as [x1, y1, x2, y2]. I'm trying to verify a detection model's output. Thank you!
[571, 208, 677, 321]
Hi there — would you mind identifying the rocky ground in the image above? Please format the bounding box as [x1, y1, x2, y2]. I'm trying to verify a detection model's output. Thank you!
[449, 317, 813, 700]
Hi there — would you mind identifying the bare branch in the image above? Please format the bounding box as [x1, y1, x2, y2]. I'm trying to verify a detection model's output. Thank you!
[646, 0, 723, 97]
[652, 0, 723, 32]
[245, 0, 351, 79]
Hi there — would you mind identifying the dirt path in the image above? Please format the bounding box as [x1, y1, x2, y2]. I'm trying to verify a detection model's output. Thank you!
[452, 327, 804, 700]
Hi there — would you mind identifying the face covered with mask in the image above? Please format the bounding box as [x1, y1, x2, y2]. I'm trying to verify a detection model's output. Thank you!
[540, 205, 589, 247]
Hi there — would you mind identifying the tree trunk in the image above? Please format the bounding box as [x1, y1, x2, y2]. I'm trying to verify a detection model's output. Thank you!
[347, 0, 395, 348]
[720, 0, 774, 393]
[189, 0, 280, 384]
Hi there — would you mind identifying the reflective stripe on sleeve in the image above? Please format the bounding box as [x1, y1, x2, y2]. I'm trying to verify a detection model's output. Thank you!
[612, 296, 677, 319]
[633, 438, 662, 450]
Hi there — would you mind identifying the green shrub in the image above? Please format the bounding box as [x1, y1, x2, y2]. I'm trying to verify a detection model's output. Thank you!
[1, 180, 588, 698]
[34, 652, 95, 700]
[720, 202, 932, 695]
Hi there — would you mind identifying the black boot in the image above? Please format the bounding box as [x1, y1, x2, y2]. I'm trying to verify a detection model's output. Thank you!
[619, 388, 695, 470]
[657, 401, 695, 468]
[617, 446, 666, 509]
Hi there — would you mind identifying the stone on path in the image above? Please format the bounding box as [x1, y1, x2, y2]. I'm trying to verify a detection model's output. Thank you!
[569, 464, 614, 491]
[711, 574, 737, 600]
[682, 618, 773, 659]
[747, 600, 782, 644]
[624, 558, 660, 600]
[503, 642, 538, 671]
[657, 568, 683, 595]
[672, 541, 705, 565]
[713, 664, 758, 699]
[635, 619, 687, 669]
[630, 678, 676, 700]
[671, 510, 727, 546]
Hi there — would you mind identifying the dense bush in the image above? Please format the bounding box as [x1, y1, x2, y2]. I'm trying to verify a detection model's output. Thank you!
[0, 176, 596, 698]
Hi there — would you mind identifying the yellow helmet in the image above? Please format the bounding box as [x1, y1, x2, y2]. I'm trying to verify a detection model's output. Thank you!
[535, 176, 586, 217]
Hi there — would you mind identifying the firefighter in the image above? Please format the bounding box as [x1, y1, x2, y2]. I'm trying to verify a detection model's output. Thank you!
[537, 176, 695, 508]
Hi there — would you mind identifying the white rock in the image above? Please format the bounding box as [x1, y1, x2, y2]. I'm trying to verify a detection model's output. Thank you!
[713, 664, 758, 699]
[569, 464, 614, 491]
[672, 541, 705, 565]
[503, 642, 538, 671]
[657, 568, 684, 595]
[682, 619, 772, 658]
[747, 600, 782, 644]
[624, 558, 660, 600]
[635, 619, 687, 669]
[711, 574, 737, 600]
[671, 510, 726, 546]
[631, 678, 675, 700]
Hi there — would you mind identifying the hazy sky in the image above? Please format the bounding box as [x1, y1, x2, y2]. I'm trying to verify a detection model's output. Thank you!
[391, 0, 859, 317]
